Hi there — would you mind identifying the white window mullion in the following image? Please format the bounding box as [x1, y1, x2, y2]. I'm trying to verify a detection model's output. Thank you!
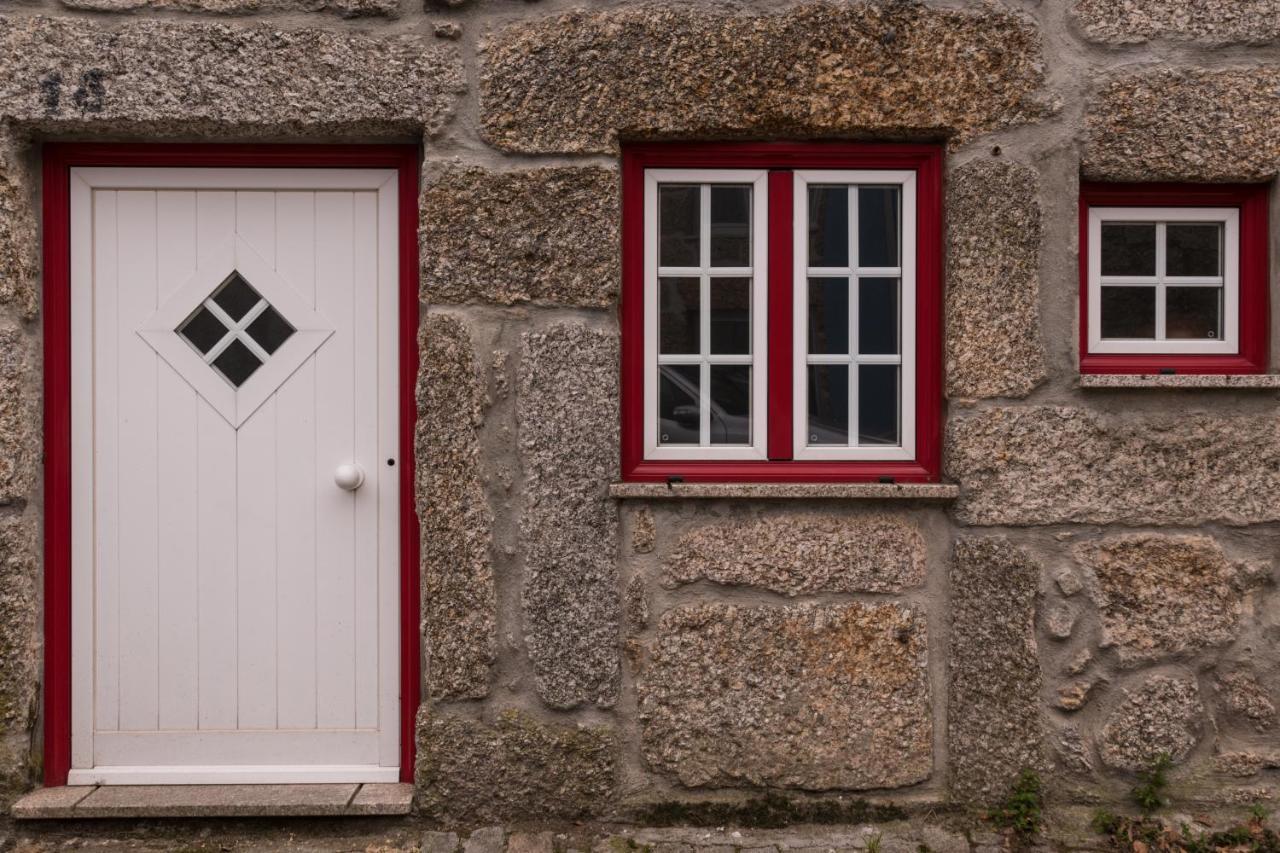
[1155, 222, 1168, 340]
[848, 186, 860, 449]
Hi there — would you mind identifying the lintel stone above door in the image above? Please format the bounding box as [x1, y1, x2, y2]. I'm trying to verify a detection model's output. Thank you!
[139, 235, 334, 429]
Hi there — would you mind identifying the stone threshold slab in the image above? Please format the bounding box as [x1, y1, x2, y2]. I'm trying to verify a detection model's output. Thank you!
[1079, 373, 1280, 389]
[609, 482, 960, 500]
[13, 782, 412, 819]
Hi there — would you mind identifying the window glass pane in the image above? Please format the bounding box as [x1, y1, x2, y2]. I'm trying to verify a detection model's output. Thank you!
[213, 272, 261, 321]
[1166, 223, 1222, 277]
[245, 305, 295, 355]
[659, 277, 700, 354]
[1167, 286, 1223, 340]
[807, 277, 849, 355]
[179, 306, 229, 355]
[858, 277, 899, 355]
[1100, 286, 1156, 339]
[710, 186, 751, 267]
[658, 365, 701, 446]
[808, 186, 849, 268]
[858, 365, 900, 446]
[659, 185, 700, 267]
[709, 365, 750, 445]
[709, 277, 751, 354]
[211, 338, 263, 387]
[858, 187, 900, 268]
[1100, 223, 1156, 276]
[807, 364, 849, 446]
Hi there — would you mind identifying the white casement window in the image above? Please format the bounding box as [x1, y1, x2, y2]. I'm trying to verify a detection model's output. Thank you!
[642, 169, 769, 461]
[1086, 208, 1239, 355]
[792, 171, 916, 461]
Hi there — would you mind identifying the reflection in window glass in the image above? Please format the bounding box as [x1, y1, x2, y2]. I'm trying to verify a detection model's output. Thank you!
[659, 185, 700, 267]
[658, 365, 700, 445]
[1167, 287, 1222, 340]
[659, 277, 700, 354]
[858, 278, 899, 355]
[1166, 223, 1222, 277]
[858, 187, 900, 268]
[710, 186, 751, 267]
[709, 277, 751, 354]
[808, 278, 849, 355]
[1100, 286, 1156, 339]
[808, 186, 849, 268]
[710, 365, 751, 445]
[1100, 223, 1156, 277]
[858, 365, 899, 446]
[807, 365, 849, 445]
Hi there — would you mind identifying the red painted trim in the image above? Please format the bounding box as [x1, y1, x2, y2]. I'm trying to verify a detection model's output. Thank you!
[1079, 182, 1270, 374]
[766, 170, 793, 460]
[619, 142, 944, 482]
[39, 143, 422, 786]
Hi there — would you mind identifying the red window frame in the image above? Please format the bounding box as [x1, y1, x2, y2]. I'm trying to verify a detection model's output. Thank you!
[620, 142, 943, 483]
[40, 143, 422, 786]
[1079, 182, 1270, 374]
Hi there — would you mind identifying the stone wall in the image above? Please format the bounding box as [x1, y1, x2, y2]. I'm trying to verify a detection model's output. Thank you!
[1, 0, 1280, 824]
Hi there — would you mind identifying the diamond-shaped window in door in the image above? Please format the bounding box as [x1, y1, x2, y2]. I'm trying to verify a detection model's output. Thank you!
[178, 272, 296, 388]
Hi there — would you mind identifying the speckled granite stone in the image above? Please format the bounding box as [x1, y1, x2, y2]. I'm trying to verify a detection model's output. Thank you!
[58, 0, 400, 16]
[0, 513, 36, 789]
[1217, 670, 1277, 732]
[418, 314, 495, 700]
[519, 324, 621, 709]
[1074, 0, 1280, 45]
[0, 134, 35, 319]
[1076, 535, 1244, 669]
[609, 482, 960, 500]
[1085, 69, 1280, 182]
[661, 513, 925, 596]
[0, 15, 462, 136]
[948, 407, 1280, 526]
[1100, 675, 1204, 771]
[949, 537, 1045, 805]
[639, 602, 931, 790]
[0, 325, 37, 508]
[946, 159, 1045, 400]
[480, 3, 1053, 153]
[1079, 374, 1280, 389]
[422, 166, 618, 308]
[416, 707, 617, 824]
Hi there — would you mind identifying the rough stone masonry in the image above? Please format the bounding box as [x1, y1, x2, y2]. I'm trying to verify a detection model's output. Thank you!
[1, 0, 1280, 831]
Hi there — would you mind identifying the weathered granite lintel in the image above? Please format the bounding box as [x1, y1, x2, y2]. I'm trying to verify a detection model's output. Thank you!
[609, 482, 960, 501]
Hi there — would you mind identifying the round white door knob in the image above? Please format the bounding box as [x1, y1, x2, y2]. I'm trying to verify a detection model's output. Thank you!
[334, 463, 366, 491]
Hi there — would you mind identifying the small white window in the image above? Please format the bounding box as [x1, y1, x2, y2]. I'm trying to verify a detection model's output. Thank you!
[642, 169, 769, 461]
[792, 171, 917, 462]
[1086, 207, 1239, 355]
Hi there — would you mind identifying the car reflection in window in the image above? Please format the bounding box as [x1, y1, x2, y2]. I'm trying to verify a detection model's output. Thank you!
[658, 365, 752, 446]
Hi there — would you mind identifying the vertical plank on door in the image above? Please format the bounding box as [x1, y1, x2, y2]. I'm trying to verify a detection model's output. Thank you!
[155, 190, 200, 731]
[314, 191, 357, 729]
[92, 190, 121, 734]
[195, 191, 239, 730]
[115, 191, 161, 732]
[235, 191, 279, 729]
[274, 191, 319, 729]
[352, 191, 379, 729]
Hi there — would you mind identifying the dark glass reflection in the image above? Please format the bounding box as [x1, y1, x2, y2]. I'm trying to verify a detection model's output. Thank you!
[858, 187, 900, 268]
[1166, 223, 1222, 277]
[213, 272, 261, 321]
[1100, 286, 1156, 339]
[808, 186, 849, 267]
[659, 185, 700, 267]
[807, 364, 849, 445]
[858, 365, 899, 446]
[1100, 223, 1156, 276]
[709, 277, 750, 354]
[808, 278, 849, 355]
[709, 365, 750, 445]
[709, 186, 751, 267]
[658, 365, 700, 445]
[1167, 287, 1222, 340]
[659, 277, 700, 354]
[858, 277, 899, 355]
[179, 306, 229, 355]
[211, 338, 263, 387]
[245, 305, 295, 355]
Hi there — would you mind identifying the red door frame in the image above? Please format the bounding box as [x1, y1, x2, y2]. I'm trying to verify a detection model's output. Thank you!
[40, 143, 423, 786]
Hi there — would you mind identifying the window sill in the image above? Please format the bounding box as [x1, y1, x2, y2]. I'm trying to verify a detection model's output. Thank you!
[12, 783, 413, 820]
[609, 481, 959, 500]
[1078, 374, 1280, 389]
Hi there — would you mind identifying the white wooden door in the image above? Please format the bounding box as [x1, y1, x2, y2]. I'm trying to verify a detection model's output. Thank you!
[68, 167, 401, 785]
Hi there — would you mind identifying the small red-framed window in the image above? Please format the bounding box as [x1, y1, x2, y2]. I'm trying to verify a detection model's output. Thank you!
[1079, 182, 1270, 374]
[620, 142, 943, 483]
